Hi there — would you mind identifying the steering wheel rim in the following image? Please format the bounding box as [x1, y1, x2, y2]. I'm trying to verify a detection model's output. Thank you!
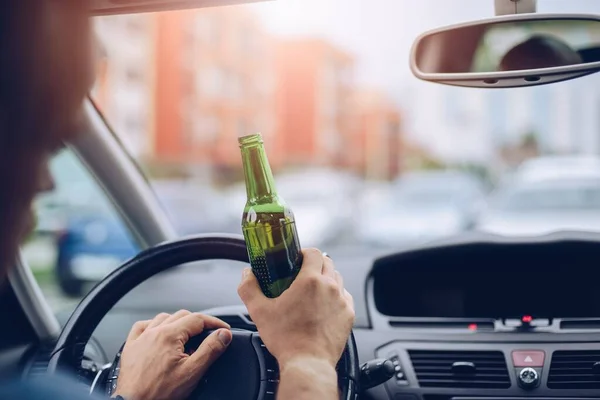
[47, 233, 359, 400]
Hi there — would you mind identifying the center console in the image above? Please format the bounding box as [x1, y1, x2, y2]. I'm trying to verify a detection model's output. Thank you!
[360, 239, 600, 400]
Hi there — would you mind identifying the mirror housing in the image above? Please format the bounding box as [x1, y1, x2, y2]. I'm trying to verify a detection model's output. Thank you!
[410, 13, 600, 88]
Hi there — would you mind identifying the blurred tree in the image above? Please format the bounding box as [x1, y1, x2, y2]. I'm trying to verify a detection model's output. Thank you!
[139, 158, 190, 180]
[453, 163, 492, 187]
[499, 129, 540, 168]
[420, 158, 446, 170]
[402, 142, 446, 172]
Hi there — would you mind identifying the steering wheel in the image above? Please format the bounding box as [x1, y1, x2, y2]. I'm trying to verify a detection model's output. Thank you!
[46, 234, 359, 400]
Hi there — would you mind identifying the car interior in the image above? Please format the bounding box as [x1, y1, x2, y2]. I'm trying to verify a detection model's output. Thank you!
[6, 0, 600, 400]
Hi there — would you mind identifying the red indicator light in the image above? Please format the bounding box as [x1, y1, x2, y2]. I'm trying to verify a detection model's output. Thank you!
[522, 315, 533, 323]
[468, 323, 477, 331]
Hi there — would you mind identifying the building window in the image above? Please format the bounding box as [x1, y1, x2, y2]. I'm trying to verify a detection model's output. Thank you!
[201, 67, 226, 98]
[125, 67, 143, 84]
[228, 72, 242, 100]
[194, 116, 221, 142]
[238, 25, 254, 54]
[338, 66, 352, 87]
[202, 17, 220, 45]
[126, 16, 145, 35]
[237, 119, 247, 138]
[181, 24, 197, 69]
[180, 70, 194, 98]
[125, 116, 144, 135]
[257, 75, 273, 98]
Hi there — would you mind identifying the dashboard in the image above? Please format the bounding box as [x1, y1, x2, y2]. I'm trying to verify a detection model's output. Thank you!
[360, 235, 600, 400]
[33, 233, 600, 400]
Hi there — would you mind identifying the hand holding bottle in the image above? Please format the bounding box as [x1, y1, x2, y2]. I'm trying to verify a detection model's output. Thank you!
[239, 133, 303, 298]
[238, 248, 354, 400]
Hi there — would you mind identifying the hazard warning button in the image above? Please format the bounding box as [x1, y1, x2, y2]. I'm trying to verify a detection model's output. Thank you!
[512, 351, 545, 367]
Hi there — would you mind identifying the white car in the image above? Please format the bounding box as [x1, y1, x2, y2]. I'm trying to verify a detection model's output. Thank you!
[359, 171, 487, 248]
[276, 169, 361, 248]
[515, 156, 600, 183]
[224, 169, 361, 248]
[477, 178, 600, 236]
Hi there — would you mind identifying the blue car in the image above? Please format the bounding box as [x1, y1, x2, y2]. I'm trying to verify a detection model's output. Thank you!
[55, 212, 139, 296]
[54, 182, 234, 296]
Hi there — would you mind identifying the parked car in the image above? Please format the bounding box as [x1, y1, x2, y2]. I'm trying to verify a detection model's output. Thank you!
[514, 155, 600, 182]
[223, 169, 362, 248]
[56, 180, 233, 296]
[35, 152, 102, 236]
[56, 210, 139, 296]
[477, 177, 600, 237]
[152, 180, 229, 235]
[275, 169, 361, 248]
[359, 170, 487, 248]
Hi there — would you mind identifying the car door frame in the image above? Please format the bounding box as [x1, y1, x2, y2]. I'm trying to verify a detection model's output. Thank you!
[10, 98, 177, 341]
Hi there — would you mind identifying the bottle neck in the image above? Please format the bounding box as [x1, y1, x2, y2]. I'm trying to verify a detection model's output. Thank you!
[241, 143, 277, 203]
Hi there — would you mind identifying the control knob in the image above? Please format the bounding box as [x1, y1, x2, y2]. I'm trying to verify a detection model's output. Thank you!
[518, 367, 539, 389]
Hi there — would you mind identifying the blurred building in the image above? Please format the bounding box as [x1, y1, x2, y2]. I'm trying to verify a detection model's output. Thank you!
[407, 73, 600, 172]
[271, 38, 354, 169]
[93, 15, 156, 159]
[153, 7, 275, 179]
[348, 90, 403, 180]
[93, 10, 405, 181]
[93, 8, 275, 180]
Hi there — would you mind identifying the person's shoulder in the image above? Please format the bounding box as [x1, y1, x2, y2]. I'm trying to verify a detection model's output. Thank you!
[0, 374, 103, 400]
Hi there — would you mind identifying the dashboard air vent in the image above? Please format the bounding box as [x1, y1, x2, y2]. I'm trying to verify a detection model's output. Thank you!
[548, 350, 600, 389]
[408, 350, 510, 389]
[25, 346, 54, 378]
[389, 320, 494, 331]
[560, 319, 600, 330]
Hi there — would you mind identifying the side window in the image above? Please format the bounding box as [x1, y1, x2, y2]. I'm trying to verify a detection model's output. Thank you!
[23, 149, 140, 315]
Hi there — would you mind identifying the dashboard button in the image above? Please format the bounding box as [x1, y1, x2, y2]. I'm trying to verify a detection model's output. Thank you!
[512, 350, 545, 367]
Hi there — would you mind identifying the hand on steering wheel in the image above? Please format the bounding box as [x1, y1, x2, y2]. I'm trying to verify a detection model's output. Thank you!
[114, 311, 233, 400]
[46, 235, 360, 400]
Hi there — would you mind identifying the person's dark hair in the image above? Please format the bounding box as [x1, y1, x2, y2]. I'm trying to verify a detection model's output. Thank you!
[0, 1, 90, 278]
[499, 34, 583, 71]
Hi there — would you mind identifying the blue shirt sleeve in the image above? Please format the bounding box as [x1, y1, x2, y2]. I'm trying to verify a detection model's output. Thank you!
[0, 373, 105, 400]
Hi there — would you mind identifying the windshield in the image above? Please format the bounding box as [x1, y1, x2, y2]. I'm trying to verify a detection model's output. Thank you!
[90, 0, 600, 253]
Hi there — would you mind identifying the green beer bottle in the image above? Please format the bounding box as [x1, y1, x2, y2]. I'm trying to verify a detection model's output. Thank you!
[239, 133, 303, 298]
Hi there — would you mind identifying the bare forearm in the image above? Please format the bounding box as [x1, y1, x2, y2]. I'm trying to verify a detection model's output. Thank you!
[277, 357, 338, 400]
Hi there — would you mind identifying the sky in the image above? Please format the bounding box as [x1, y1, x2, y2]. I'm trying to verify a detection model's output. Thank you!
[249, 0, 600, 99]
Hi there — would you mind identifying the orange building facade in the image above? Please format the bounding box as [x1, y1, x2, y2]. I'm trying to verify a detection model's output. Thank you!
[272, 38, 354, 169]
[93, 7, 404, 180]
[153, 7, 275, 175]
[348, 90, 403, 180]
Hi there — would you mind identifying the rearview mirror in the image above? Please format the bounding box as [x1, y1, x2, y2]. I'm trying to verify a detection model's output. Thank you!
[411, 14, 600, 88]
